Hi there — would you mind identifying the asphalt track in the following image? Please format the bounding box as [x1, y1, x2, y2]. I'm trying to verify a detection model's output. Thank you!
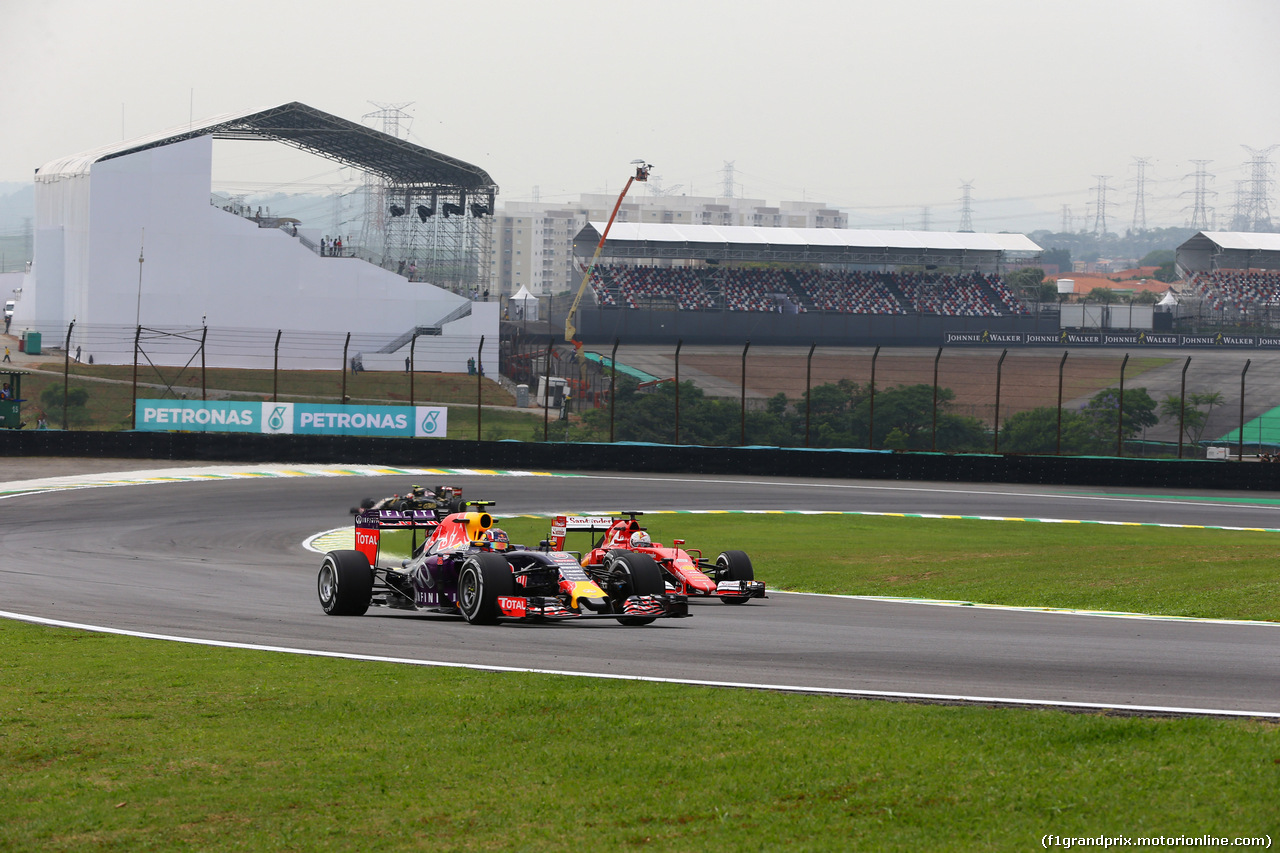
[2, 464, 1279, 718]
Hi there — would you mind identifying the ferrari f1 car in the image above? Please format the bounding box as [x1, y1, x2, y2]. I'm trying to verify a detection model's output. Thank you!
[550, 512, 766, 605]
[319, 503, 689, 625]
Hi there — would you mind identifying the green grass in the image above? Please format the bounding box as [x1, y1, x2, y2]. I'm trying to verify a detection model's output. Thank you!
[492, 514, 1280, 622]
[1, 619, 1276, 852]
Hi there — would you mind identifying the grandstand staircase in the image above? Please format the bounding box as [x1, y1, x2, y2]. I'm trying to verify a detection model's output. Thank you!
[375, 301, 473, 353]
[881, 273, 915, 313]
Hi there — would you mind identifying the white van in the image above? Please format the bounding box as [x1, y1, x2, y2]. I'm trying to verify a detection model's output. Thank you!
[3, 300, 13, 319]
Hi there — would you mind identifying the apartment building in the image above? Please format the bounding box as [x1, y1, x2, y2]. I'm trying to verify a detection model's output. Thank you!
[490, 194, 847, 298]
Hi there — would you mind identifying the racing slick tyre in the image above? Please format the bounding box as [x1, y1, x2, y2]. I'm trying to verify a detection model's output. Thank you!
[457, 552, 515, 625]
[715, 550, 755, 605]
[318, 550, 374, 616]
[606, 550, 664, 626]
[448, 497, 467, 514]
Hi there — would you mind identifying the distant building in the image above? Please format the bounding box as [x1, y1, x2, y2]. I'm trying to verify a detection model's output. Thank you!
[490, 194, 847, 298]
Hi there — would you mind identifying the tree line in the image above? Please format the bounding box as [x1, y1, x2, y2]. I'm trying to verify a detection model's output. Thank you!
[554, 376, 1223, 455]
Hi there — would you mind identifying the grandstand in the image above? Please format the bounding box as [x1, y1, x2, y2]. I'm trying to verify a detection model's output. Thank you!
[587, 265, 1025, 318]
[1176, 232, 1280, 326]
[569, 222, 1045, 345]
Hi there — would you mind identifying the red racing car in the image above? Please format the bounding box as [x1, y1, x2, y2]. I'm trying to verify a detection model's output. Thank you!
[550, 512, 766, 605]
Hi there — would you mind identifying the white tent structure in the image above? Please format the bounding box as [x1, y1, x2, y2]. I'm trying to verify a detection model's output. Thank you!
[510, 285, 539, 321]
[13, 103, 498, 370]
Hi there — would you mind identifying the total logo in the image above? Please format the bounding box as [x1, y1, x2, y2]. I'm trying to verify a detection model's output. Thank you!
[355, 531, 379, 547]
[497, 596, 527, 616]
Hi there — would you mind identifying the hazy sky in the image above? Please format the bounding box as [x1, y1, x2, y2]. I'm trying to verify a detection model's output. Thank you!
[4, 0, 1278, 232]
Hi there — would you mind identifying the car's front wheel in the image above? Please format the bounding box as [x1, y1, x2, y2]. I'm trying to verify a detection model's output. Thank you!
[715, 550, 754, 605]
[457, 552, 514, 624]
[318, 550, 373, 616]
[606, 550, 664, 626]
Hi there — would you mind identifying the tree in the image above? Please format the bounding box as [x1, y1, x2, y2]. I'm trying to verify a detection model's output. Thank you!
[39, 384, 92, 426]
[851, 384, 986, 452]
[1086, 287, 1119, 304]
[1160, 392, 1223, 446]
[1041, 247, 1072, 274]
[1140, 249, 1175, 267]
[1000, 406, 1100, 455]
[1153, 261, 1179, 283]
[1130, 290, 1160, 304]
[1082, 386, 1158, 445]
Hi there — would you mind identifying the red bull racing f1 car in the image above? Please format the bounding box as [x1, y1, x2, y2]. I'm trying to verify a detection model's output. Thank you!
[550, 512, 766, 605]
[318, 503, 689, 625]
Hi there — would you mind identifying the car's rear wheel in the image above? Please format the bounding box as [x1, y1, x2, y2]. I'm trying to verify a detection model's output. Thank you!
[716, 550, 754, 604]
[318, 550, 373, 616]
[457, 552, 514, 624]
[607, 550, 664, 626]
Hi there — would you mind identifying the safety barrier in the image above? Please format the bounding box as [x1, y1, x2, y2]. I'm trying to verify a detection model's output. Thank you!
[4, 429, 1280, 492]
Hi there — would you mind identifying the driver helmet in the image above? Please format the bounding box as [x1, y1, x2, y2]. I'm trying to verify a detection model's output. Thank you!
[629, 531, 651, 548]
[486, 528, 510, 552]
[410, 485, 425, 497]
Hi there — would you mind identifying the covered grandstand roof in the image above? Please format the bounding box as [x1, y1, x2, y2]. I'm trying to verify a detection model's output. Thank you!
[574, 222, 1041, 266]
[1176, 231, 1280, 273]
[35, 101, 495, 190]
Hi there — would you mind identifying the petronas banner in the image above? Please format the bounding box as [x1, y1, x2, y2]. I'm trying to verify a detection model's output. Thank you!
[135, 401, 447, 438]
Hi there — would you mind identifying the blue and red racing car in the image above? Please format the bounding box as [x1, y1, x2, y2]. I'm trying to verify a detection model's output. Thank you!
[550, 512, 766, 605]
[318, 502, 689, 625]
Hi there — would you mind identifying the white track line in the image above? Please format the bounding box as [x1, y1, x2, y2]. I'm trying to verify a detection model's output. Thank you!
[3, 609, 1274, 720]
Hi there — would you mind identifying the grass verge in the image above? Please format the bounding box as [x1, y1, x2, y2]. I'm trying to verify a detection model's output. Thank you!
[1, 619, 1277, 851]
[491, 514, 1280, 622]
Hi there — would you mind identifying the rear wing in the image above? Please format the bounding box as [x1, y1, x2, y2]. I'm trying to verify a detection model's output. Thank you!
[355, 509, 440, 566]
[550, 515, 622, 551]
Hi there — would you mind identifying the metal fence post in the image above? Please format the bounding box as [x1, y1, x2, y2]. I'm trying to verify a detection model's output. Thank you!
[341, 332, 350, 404]
[200, 324, 208, 402]
[868, 345, 880, 449]
[608, 338, 619, 443]
[62, 320, 74, 431]
[1117, 353, 1129, 457]
[931, 346, 942, 451]
[273, 329, 281, 403]
[409, 332, 417, 407]
[805, 342, 817, 448]
[544, 339, 554, 442]
[131, 325, 141, 429]
[1178, 356, 1191, 458]
[674, 339, 683, 445]
[1239, 359, 1251, 461]
[993, 349, 1008, 453]
[1056, 350, 1068, 455]
[740, 340, 751, 446]
[477, 335, 484, 441]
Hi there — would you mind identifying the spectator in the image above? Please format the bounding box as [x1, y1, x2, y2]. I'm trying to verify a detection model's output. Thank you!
[3, 345, 10, 363]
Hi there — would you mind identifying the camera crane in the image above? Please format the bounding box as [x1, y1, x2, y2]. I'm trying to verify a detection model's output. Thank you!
[563, 160, 651, 343]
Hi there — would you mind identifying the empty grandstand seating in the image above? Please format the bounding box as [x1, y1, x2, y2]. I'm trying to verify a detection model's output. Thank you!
[1191, 269, 1280, 313]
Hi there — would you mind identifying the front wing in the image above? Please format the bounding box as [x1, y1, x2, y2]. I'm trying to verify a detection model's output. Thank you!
[714, 579, 768, 601]
[496, 593, 689, 621]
